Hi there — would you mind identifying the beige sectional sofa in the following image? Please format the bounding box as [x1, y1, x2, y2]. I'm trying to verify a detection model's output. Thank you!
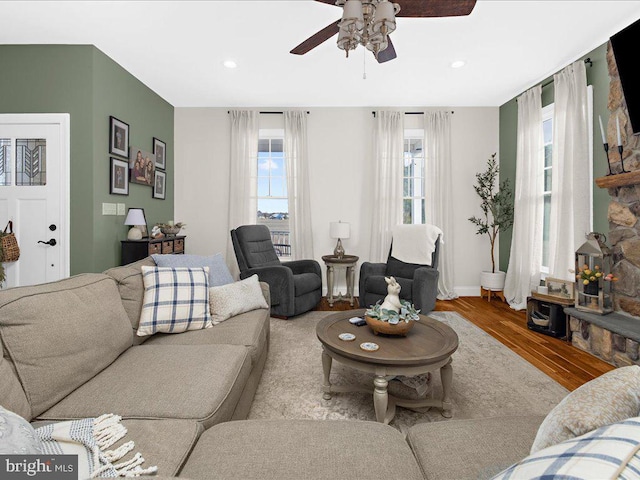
[0, 256, 591, 479]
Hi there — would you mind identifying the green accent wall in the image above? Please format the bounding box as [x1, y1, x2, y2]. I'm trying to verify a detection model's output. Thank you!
[0, 45, 173, 274]
[498, 42, 611, 272]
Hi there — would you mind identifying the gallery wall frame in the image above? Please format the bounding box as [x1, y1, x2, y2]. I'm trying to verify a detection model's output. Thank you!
[109, 116, 129, 158]
[153, 170, 166, 200]
[153, 137, 166, 170]
[110, 157, 129, 195]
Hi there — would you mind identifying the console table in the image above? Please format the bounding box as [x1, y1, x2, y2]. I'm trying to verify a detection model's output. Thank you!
[121, 235, 186, 265]
[322, 255, 358, 307]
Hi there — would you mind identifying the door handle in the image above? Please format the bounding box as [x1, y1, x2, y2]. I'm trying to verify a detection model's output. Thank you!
[38, 239, 57, 246]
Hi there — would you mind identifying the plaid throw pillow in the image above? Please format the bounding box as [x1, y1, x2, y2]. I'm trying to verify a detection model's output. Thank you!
[137, 266, 212, 336]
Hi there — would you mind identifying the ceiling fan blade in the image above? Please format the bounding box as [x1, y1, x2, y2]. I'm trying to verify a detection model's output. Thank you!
[314, 0, 339, 5]
[376, 37, 397, 63]
[396, 0, 477, 18]
[290, 21, 341, 55]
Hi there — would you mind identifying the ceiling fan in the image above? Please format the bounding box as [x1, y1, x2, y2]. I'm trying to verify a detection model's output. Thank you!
[290, 0, 477, 63]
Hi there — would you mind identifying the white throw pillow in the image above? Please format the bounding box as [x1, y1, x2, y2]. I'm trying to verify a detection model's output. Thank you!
[0, 406, 42, 454]
[209, 275, 269, 325]
[137, 266, 212, 336]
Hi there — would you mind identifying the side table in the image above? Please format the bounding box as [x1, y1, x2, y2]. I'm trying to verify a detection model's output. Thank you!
[321, 255, 359, 307]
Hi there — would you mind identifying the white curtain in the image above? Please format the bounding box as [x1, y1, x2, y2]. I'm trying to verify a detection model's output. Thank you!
[227, 110, 258, 278]
[284, 110, 314, 260]
[424, 111, 457, 300]
[504, 86, 544, 310]
[370, 111, 404, 262]
[548, 61, 590, 280]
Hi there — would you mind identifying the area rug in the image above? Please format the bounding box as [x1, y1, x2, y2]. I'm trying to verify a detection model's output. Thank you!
[247, 311, 569, 434]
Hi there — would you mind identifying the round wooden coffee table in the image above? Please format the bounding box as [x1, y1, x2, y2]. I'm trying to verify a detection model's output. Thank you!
[316, 309, 459, 424]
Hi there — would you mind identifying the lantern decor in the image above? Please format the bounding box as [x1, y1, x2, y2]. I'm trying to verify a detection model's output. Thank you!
[574, 232, 614, 315]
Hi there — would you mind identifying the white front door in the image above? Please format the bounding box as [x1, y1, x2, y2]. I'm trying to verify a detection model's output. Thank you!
[0, 114, 70, 288]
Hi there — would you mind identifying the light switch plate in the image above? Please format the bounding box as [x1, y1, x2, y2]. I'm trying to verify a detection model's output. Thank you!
[102, 203, 117, 215]
[117, 203, 126, 216]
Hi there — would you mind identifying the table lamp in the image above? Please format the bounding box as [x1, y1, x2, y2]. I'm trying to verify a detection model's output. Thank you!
[330, 221, 350, 259]
[124, 208, 147, 240]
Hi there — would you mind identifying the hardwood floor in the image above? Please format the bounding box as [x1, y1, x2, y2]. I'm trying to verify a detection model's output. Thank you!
[315, 296, 614, 391]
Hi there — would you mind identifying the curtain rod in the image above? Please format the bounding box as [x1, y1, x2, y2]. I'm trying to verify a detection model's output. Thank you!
[371, 111, 455, 117]
[520, 57, 593, 96]
[226, 111, 310, 114]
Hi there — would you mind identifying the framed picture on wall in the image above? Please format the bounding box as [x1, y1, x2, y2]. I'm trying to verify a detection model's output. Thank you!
[110, 157, 129, 195]
[153, 170, 166, 200]
[129, 146, 155, 186]
[109, 116, 129, 158]
[153, 137, 166, 170]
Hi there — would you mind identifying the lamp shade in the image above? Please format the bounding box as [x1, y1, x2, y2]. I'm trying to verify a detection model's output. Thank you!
[124, 208, 146, 226]
[330, 222, 350, 240]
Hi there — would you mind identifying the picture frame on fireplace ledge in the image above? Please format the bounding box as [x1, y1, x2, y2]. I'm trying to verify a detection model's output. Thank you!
[545, 277, 575, 300]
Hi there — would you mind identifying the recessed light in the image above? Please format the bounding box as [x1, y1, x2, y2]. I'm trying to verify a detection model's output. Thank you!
[223, 60, 237, 69]
[451, 60, 466, 69]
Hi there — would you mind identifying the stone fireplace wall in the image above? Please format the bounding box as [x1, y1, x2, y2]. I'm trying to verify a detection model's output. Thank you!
[605, 42, 640, 319]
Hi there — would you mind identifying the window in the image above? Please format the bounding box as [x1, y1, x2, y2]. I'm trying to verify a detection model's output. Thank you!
[403, 130, 425, 224]
[257, 130, 290, 257]
[541, 104, 553, 273]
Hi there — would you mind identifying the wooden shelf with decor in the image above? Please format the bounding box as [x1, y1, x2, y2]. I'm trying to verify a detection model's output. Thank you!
[595, 170, 640, 189]
[120, 235, 185, 266]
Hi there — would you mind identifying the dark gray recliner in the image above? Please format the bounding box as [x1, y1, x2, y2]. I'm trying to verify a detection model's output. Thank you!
[231, 225, 322, 318]
[359, 236, 440, 314]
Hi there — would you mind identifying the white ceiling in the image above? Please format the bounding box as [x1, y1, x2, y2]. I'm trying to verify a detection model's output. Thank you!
[4, 0, 640, 107]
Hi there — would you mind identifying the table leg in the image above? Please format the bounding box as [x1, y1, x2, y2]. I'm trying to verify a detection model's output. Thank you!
[373, 375, 389, 423]
[346, 265, 355, 306]
[326, 265, 335, 307]
[440, 358, 453, 418]
[322, 349, 333, 400]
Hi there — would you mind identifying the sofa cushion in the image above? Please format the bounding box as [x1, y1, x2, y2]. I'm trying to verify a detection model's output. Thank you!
[493, 417, 640, 479]
[0, 339, 31, 420]
[0, 405, 42, 454]
[152, 253, 234, 287]
[103, 256, 156, 335]
[144, 308, 269, 365]
[407, 416, 545, 480]
[137, 266, 212, 336]
[38, 344, 251, 429]
[0, 273, 133, 417]
[530, 365, 640, 453]
[209, 275, 268, 325]
[180, 419, 424, 480]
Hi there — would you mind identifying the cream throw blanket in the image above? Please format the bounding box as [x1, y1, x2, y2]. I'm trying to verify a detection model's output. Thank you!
[36, 414, 157, 478]
[391, 224, 443, 266]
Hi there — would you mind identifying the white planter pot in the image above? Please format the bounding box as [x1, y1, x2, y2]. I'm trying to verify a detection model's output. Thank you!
[480, 271, 506, 291]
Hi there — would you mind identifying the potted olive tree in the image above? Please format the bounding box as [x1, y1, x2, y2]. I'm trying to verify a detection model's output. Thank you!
[468, 153, 514, 291]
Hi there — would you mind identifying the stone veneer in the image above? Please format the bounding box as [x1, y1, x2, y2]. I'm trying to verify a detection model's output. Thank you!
[604, 42, 640, 318]
[568, 43, 640, 363]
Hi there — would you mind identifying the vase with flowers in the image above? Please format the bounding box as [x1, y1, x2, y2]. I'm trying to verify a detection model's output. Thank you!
[576, 264, 617, 296]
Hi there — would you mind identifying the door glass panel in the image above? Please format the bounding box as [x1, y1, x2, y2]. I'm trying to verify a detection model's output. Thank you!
[16, 139, 46, 186]
[0, 139, 11, 186]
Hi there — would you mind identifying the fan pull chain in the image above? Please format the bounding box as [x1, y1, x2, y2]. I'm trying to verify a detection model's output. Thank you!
[363, 48, 367, 80]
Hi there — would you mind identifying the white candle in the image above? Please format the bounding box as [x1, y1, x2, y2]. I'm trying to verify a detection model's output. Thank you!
[598, 115, 606, 144]
[616, 115, 622, 146]
[168, 220, 174, 227]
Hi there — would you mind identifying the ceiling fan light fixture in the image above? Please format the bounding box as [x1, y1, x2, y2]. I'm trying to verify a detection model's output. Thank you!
[451, 60, 466, 69]
[340, 0, 364, 31]
[372, 0, 398, 34]
[223, 60, 237, 69]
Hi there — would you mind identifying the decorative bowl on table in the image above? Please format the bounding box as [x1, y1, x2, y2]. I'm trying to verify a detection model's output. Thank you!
[365, 315, 415, 336]
[160, 226, 181, 236]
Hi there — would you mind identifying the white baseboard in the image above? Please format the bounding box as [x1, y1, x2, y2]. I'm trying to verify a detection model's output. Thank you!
[454, 286, 481, 297]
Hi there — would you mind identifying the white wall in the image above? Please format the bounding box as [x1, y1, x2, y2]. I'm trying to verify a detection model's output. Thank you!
[174, 107, 499, 297]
